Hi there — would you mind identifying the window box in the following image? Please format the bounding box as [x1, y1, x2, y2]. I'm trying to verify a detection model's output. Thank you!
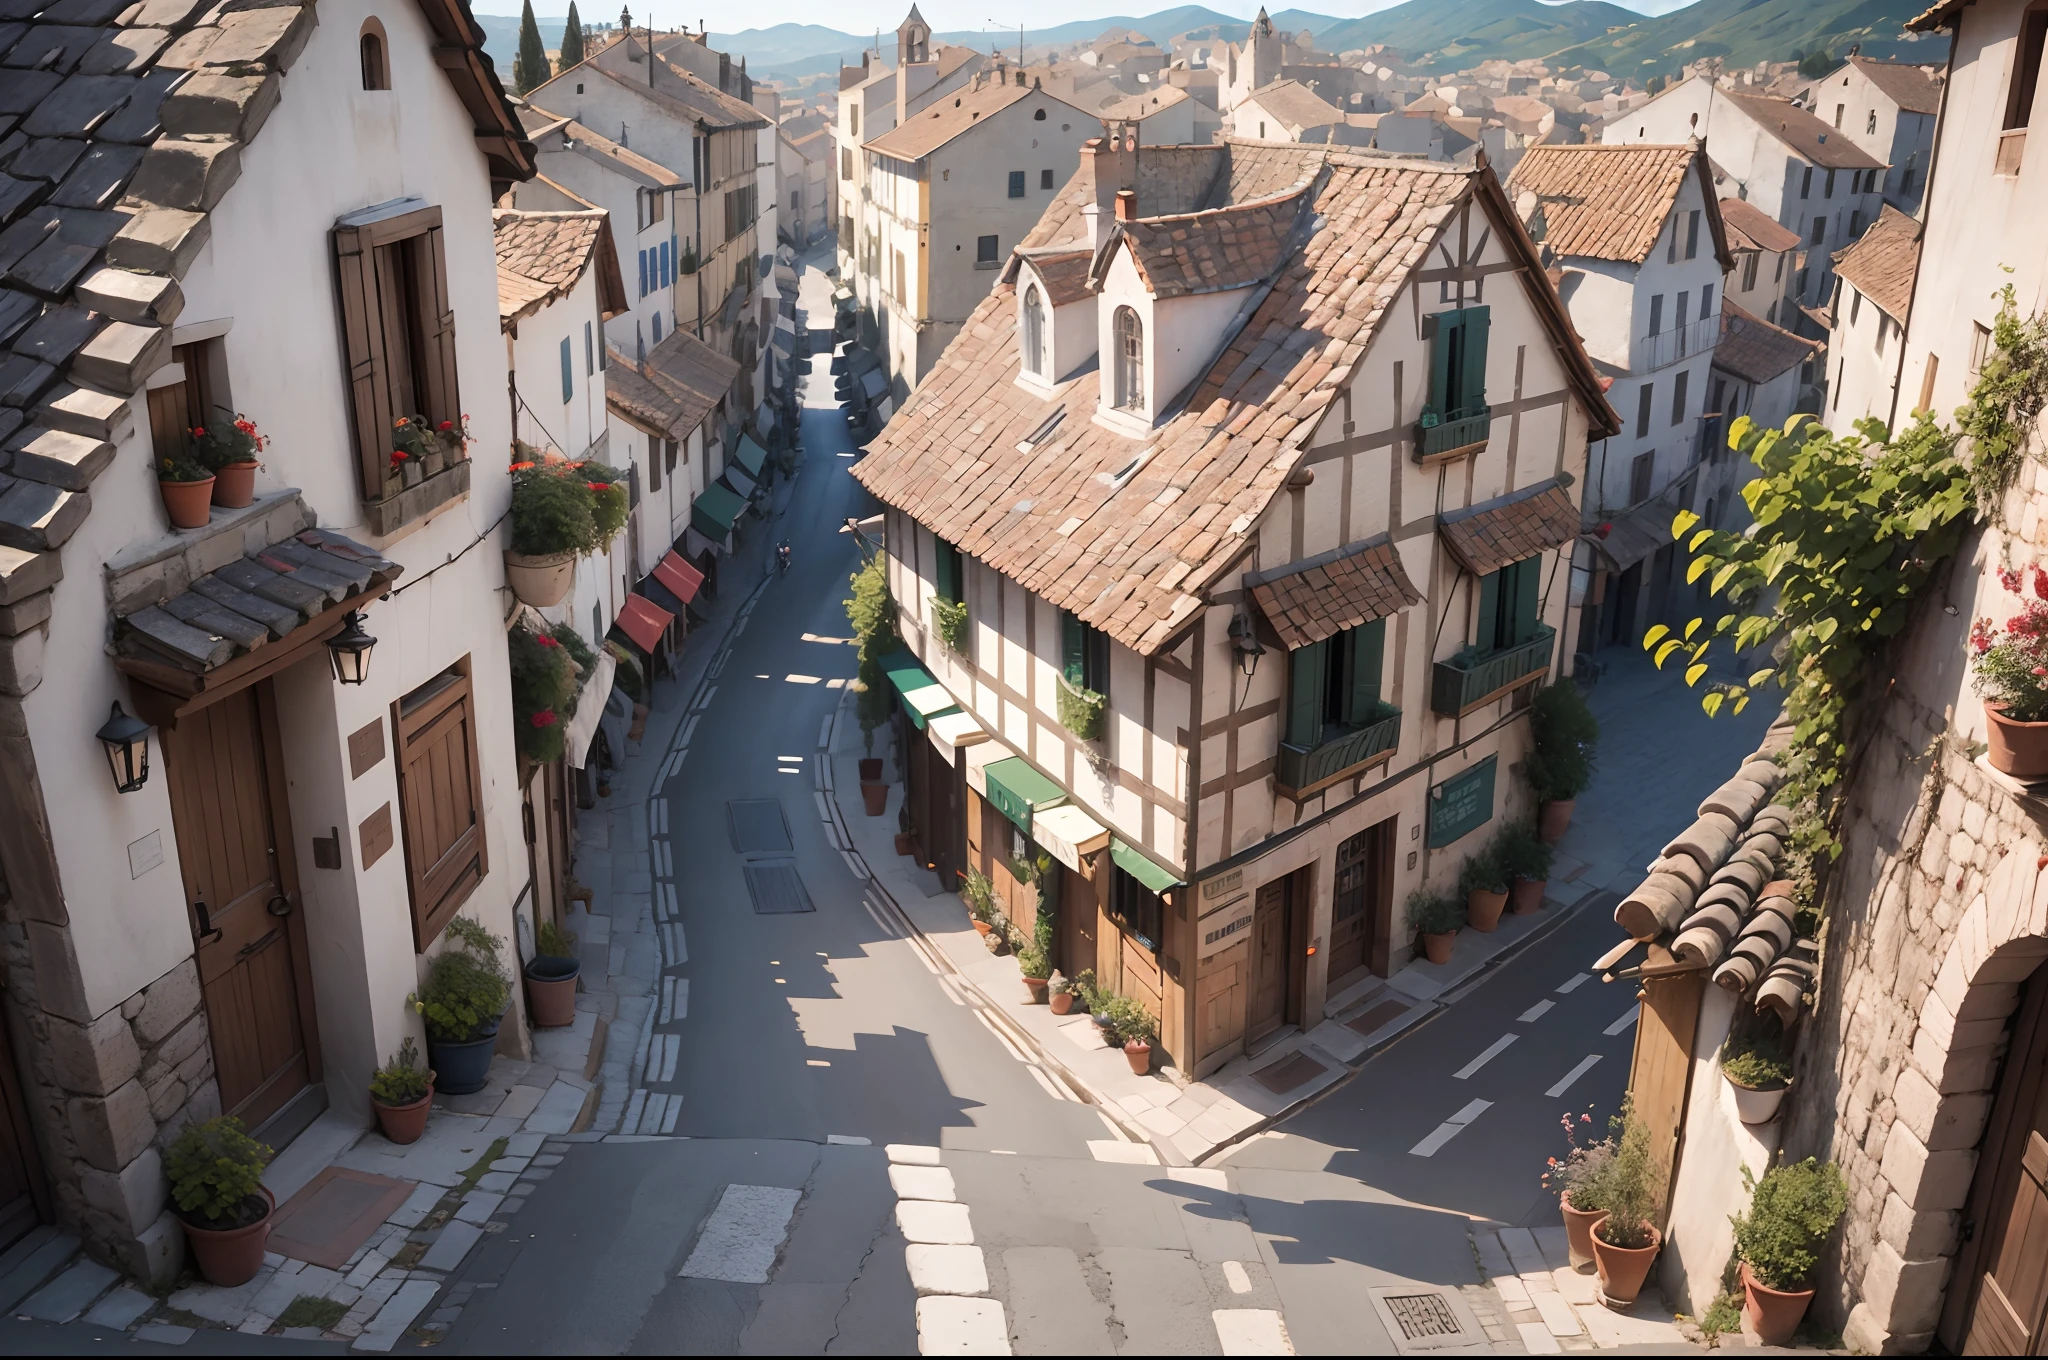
[1276, 702, 1401, 798]
[363, 457, 471, 538]
[931, 596, 969, 653]
[1431, 625, 1555, 717]
[1056, 672, 1106, 742]
[1415, 408, 1491, 463]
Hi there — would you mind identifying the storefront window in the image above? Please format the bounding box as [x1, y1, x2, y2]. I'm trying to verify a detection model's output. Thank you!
[1109, 863, 1162, 951]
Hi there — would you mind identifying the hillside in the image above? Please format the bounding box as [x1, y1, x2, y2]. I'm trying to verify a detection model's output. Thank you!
[1319, 0, 1641, 66]
[1553, 0, 1948, 74]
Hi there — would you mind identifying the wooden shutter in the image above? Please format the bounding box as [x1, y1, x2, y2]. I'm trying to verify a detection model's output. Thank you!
[1060, 610, 1084, 685]
[395, 669, 488, 950]
[1085, 626, 1109, 693]
[1511, 557, 1541, 644]
[334, 222, 395, 499]
[1344, 620, 1385, 724]
[334, 205, 455, 500]
[1426, 310, 1458, 413]
[1458, 305, 1490, 415]
[1286, 641, 1326, 746]
[418, 222, 462, 439]
[935, 540, 959, 603]
[1477, 568, 1502, 653]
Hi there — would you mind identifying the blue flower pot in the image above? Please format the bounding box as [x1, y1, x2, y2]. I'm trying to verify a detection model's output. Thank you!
[427, 1027, 499, 1095]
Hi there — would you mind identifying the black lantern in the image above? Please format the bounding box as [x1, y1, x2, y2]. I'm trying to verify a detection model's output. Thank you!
[1228, 612, 1266, 678]
[96, 701, 151, 794]
[326, 611, 377, 686]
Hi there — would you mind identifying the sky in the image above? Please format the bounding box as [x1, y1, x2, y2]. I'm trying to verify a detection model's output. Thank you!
[471, 0, 1699, 32]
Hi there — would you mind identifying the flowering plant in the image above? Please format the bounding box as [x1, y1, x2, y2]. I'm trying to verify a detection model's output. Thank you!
[391, 414, 472, 470]
[194, 413, 266, 470]
[158, 447, 211, 482]
[1542, 1105, 1616, 1210]
[507, 623, 576, 763]
[508, 456, 629, 558]
[1972, 565, 2048, 723]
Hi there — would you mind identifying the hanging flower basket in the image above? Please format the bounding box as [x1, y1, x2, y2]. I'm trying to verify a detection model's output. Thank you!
[503, 550, 576, 607]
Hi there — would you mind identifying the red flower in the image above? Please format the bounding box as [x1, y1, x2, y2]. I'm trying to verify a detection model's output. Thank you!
[536, 634, 561, 648]
[509, 460, 536, 471]
[189, 426, 205, 438]
[439, 420, 454, 432]
[530, 709, 558, 728]
[587, 482, 610, 492]
[390, 450, 408, 465]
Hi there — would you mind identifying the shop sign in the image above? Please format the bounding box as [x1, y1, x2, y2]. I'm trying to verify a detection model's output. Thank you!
[1427, 755, 1497, 848]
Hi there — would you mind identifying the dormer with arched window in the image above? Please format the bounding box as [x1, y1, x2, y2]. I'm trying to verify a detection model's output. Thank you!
[1111, 306, 1143, 410]
[360, 18, 390, 91]
[1009, 248, 1097, 392]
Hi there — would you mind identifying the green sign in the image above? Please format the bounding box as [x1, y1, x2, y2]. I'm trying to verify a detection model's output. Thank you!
[1427, 755, 1497, 848]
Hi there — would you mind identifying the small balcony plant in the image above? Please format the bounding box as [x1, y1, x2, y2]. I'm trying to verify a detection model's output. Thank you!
[509, 625, 577, 765]
[1103, 995, 1158, 1074]
[167, 1115, 275, 1285]
[1495, 821, 1554, 914]
[1544, 1106, 1616, 1269]
[157, 444, 215, 530]
[1972, 564, 2048, 777]
[1056, 673, 1107, 742]
[1731, 1157, 1847, 1346]
[932, 595, 970, 653]
[1590, 1101, 1662, 1306]
[368, 1035, 434, 1145]
[1408, 889, 1464, 965]
[1459, 847, 1509, 934]
[194, 412, 267, 509]
[1722, 1026, 1794, 1125]
[525, 918, 582, 1029]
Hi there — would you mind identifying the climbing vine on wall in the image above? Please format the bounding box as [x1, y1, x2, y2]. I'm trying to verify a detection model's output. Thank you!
[1961, 284, 2048, 517]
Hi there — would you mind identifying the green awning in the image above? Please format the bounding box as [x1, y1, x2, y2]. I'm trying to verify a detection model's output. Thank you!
[877, 650, 957, 730]
[691, 482, 746, 541]
[983, 757, 1066, 836]
[1110, 838, 1183, 894]
[733, 435, 769, 479]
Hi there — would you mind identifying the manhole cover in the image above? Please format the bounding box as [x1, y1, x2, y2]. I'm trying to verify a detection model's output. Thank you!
[1347, 998, 1411, 1037]
[1252, 1050, 1329, 1095]
[743, 862, 814, 914]
[728, 799, 793, 855]
[1367, 1286, 1485, 1354]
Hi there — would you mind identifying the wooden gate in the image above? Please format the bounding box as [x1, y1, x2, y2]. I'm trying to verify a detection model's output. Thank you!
[1948, 977, 2048, 1353]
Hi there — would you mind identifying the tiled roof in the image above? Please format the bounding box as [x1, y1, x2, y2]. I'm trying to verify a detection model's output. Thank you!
[1717, 196, 1800, 254]
[852, 142, 1615, 657]
[1907, 0, 1964, 31]
[1724, 91, 1886, 170]
[1015, 249, 1094, 307]
[866, 79, 1085, 162]
[1713, 299, 1819, 385]
[1099, 86, 1191, 121]
[1437, 480, 1579, 578]
[603, 329, 739, 441]
[0, 0, 526, 586]
[1831, 203, 1921, 323]
[1248, 538, 1422, 650]
[1106, 188, 1312, 300]
[522, 108, 680, 187]
[1243, 79, 1344, 131]
[494, 210, 626, 327]
[1847, 56, 1943, 115]
[1507, 143, 1731, 269]
[581, 55, 768, 132]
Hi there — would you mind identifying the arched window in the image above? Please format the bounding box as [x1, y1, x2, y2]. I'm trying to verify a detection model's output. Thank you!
[1022, 284, 1045, 376]
[1112, 306, 1143, 412]
[360, 20, 389, 90]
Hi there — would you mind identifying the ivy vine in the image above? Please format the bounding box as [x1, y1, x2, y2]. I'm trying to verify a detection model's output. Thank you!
[1960, 284, 2048, 517]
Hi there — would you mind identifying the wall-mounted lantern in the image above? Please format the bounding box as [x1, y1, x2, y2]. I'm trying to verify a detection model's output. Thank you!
[326, 611, 377, 686]
[97, 701, 151, 794]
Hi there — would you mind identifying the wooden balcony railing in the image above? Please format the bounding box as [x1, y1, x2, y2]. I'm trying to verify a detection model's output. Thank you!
[1414, 408, 1492, 464]
[1275, 704, 1402, 798]
[1431, 626, 1556, 717]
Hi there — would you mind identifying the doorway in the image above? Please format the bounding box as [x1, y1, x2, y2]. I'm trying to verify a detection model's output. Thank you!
[0, 1008, 47, 1253]
[1330, 817, 1398, 983]
[1949, 970, 2048, 1353]
[1604, 561, 1642, 646]
[163, 683, 319, 1131]
[1248, 871, 1306, 1047]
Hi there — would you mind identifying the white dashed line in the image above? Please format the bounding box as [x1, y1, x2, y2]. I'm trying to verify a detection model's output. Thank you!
[1213, 1309, 1294, 1356]
[660, 976, 677, 1024]
[678, 1185, 801, 1283]
[1453, 1034, 1518, 1080]
[1547, 1054, 1603, 1098]
[1222, 1261, 1252, 1294]
[1604, 1007, 1639, 1036]
[1556, 973, 1590, 994]
[1409, 1099, 1493, 1157]
[1517, 999, 1555, 1023]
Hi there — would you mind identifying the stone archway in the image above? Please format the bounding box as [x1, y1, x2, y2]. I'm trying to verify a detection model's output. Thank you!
[1848, 840, 2048, 1353]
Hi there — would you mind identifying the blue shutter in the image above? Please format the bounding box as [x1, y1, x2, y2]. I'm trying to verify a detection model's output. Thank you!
[638, 250, 647, 297]
[559, 337, 573, 403]
[1286, 642, 1328, 746]
[1477, 568, 1502, 653]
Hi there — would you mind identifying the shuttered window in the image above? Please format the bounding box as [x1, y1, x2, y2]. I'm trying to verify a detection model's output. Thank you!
[1475, 557, 1543, 655]
[934, 537, 963, 604]
[1059, 609, 1108, 692]
[1425, 305, 1490, 420]
[1284, 619, 1386, 747]
[394, 664, 488, 950]
[333, 204, 463, 502]
[559, 337, 573, 403]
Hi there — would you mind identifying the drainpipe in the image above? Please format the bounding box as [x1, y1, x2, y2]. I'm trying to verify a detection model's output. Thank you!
[695, 119, 707, 340]
[1884, 21, 1956, 433]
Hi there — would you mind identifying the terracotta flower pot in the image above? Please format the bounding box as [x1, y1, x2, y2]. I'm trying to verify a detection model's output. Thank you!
[1591, 1221, 1661, 1308]
[1986, 703, 2048, 779]
[1510, 876, 1546, 914]
[1467, 887, 1508, 933]
[211, 460, 257, 508]
[1050, 991, 1075, 1015]
[1123, 1039, 1152, 1075]
[972, 919, 993, 937]
[1740, 1261, 1814, 1347]
[1729, 1074, 1792, 1125]
[860, 781, 888, 816]
[503, 549, 576, 607]
[1421, 929, 1456, 965]
[859, 757, 884, 782]
[1538, 798, 1576, 845]
[373, 1078, 436, 1146]
[160, 476, 215, 530]
[524, 955, 581, 1029]
[1022, 976, 1049, 1004]
[1560, 1193, 1605, 1270]
[181, 1186, 275, 1287]
[894, 832, 915, 856]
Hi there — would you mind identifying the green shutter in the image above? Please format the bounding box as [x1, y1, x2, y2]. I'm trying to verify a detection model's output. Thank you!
[1511, 557, 1541, 644]
[935, 539, 959, 603]
[1061, 610, 1084, 685]
[1427, 311, 1459, 413]
[1476, 569, 1502, 653]
[1085, 626, 1109, 693]
[1344, 620, 1385, 724]
[1287, 641, 1328, 746]
[1458, 305, 1490, 416]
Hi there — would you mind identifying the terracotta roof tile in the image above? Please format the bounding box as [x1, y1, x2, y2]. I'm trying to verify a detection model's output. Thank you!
[1437, 480, 1578, 578]
[1831, 203, 1920, 323]
[1249, 538, 1421, 650]
[1724, 91, 1886, 170]
[1242, 79, 1344, 132]
[866, 80, 1088, 162]
[1016, 249, 1094, 306]
[604, 329, 739, 441]
[1109, 188, 1312, 299]
[494, 209, 620, 326]
[1713, 299, 1820, 385]
[1846, 56, 1943, 116]
[1507, 143, 1708, 265]
[1717, 196, 1801, 254]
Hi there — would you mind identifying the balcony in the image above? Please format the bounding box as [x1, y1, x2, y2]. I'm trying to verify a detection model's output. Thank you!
[1431, 626, 1555, 717]
[1414, 408, 1491, 465]
[1275, 704, 1402, 798]
[1633, 312, 1722, 372]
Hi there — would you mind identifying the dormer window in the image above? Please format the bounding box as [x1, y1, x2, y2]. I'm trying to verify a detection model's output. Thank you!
[1022, 284, 1046, 376]
[1112, 305, 1144, 411]
[360, 20, 389, 90]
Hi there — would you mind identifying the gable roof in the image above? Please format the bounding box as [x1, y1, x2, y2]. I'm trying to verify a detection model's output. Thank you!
[866, 80, 1085, 162]
[571, 55, 769, 132]
[604, 330, 739, 441]
[1099, 86, 1192, 121]
[1507, 143, 1733, 270]
[850, 142, 1616, 657]
[1908, 0, 1965, 30]
[1713, 299, 1820, 385]
[1245, 79, 1344, 131]
[494, 210, 628, 327]
[1102, 188, 1312, 299]
[1831, 203, 1922, 323]
[1723, 91, 1886, 170]
[1718, 196, 1801, 254]
[1846, 56, 1943, 116]
[523, 108, 684, 188]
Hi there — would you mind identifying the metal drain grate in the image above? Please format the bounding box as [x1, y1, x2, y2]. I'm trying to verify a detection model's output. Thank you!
[1367, 1286, 1481, 1354]
[743, 862, 814, 914]
[1383, 1293, 1461, 1342]
[727, 799, 793, 855]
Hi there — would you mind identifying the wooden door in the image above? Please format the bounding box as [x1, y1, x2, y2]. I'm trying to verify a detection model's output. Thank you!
[0, 1008, 46, 1253]
[1330, 821, 1396, 983]
[1059, 863, 1097, 981]
[1957, 979, 2048, 1354]
[1248, 879, 1291, 1045]
[164, 685, 315, 1129]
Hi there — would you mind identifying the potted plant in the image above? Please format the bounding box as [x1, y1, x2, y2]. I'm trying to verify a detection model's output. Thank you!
[157, 444, 215, 530]
[1722, 1033, 1794, 1125]
[504, 455, 631, 607]
[1106, 995, 1158, 1074]
[1527, 681, 1599, 842]
[1590, 1103, 1662, 1308]
[895, 804, 916, 857]
[1049, 972, 1076, 1015]
[369, 1036, 435, 1145]
[845, 553, 899, 793]
[1731, 1157, 1847, 1346]
[167, 1116, 274, 1286]
[1460, 848, 1509, 933]
[1973, 565, 2048, 777]
[1016, 943, 1050, 1004]
[1408, 889, 1463, 965]
[195, 412, 266, 508]
[1543, 1108, 1615, 1270]
[509, 625, 578, 766]
[524, 919, 581, 1029]
[410, 917, 511, 1095]
[1497, 822, 1554, 914]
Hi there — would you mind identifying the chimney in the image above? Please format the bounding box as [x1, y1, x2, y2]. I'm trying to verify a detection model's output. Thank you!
[1114, 188, 1137, 221]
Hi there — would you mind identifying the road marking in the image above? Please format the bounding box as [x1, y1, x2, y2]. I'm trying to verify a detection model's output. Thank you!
[1454, 1034, 1519, 1080]
[1026, 1065, 1067, 1102]
[778, 754, 804, 762]
[1409, 1099, 1493, 1157]
[784, 674, 822, 684]
[660, 976, 677, 1024]
[808, 1059, 831, 1067]
[1214, 1309, 1294, 1356]
[1087, 1140, 1159, 1165]
[1547, 1055, 1603, 1098]
[1557, 973, 1591, 994]
[658, 1034, 680, 1083]
[678, 1184, 802, 1284]
[1605, 1007, 1640, 1036]
[1223, 1261, 1253, 1294]
[1518, 1000, 1555, 1023]
[826, 1134, 870, 1146]
[680, 715, 701, 746]
[827, 677, 847, 688]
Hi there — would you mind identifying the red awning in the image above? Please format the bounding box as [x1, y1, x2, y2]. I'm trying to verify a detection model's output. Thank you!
[615, 593, 674, 652]
[654, 550, 703, 605]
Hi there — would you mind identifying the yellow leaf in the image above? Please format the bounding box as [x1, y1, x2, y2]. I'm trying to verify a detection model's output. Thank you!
[1683, 618, 1701, 640]
[1671, 509, 1701, 541]
[1702, 692, 1724, 718]
[1685, 663, 1709, 687]
[1643, 624, 1671, 649]
[1748, 668, 1775, 688]
[1732, 694, 1750, 715]
[1654, 639, 1683, 669]
[1688, 529, 1713, 551]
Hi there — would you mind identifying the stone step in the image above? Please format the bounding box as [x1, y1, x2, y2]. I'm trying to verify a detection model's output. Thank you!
[0, 1228, 79, 1313]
